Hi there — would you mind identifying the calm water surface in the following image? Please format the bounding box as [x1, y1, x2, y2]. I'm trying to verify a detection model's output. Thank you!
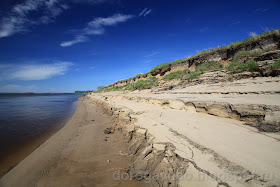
[0, 94, 80, 175]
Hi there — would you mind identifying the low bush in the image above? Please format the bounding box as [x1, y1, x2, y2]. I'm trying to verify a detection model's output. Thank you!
[186, 71, 203, 80]
[272, 59, 280, 69]
[135, 77, 158, 89]
[195, 61, 223, 72]
[227, 61, 259, 73]
[162, 69, 188, 80]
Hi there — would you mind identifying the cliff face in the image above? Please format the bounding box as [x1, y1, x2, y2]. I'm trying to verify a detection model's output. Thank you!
[106, 30, 280, 89]
[149, 31, 280, 77]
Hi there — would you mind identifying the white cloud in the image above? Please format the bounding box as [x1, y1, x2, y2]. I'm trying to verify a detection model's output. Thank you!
[0, 0, 116, 38]
[86, 14, 133, 32]
[138, 8, 152, 17]
[0, 62, 73, 81]
[0, 0, 69, 38]
[60, 35, 89, 47]
[61, 14, 133, 47]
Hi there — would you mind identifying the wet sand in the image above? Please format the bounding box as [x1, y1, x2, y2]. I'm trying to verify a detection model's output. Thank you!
[0, 118, 70, 178]
[0, 96, 144, 186]
[0, 94, 78, 178]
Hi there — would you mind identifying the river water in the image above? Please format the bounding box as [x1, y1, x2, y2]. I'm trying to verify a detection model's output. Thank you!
[0, 94, 80, 177]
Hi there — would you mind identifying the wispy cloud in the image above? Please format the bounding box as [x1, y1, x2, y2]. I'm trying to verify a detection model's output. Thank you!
[0, 62, 73, 81]
[60, 35, 89, 47]
[144, 52, 160, 57]
[255, 8, 270, 12]
[144, 59, 152, 63]
[60, 14, 134, 47]
[139, 8, 152, 17]
[0, 0, 69, 38]
[0, 0, 111, 38]
[230, 21, 241, 25]
[85, 14, 133, 34]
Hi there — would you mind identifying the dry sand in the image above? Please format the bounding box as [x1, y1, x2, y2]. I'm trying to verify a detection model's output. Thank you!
[88, 77, 280, 186]
[0, 96, 145, 187]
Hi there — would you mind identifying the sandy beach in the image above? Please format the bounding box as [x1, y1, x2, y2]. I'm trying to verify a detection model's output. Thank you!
[1, 77, 280, 187]
[88, 77, 280, 187]
[0, 96, 145, 187]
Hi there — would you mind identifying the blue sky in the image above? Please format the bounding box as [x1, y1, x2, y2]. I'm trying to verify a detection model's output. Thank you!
[0, 0, 279, 93]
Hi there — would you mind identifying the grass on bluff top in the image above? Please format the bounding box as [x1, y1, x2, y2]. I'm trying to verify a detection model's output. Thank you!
[226, 61, 259, 73]
[162, 69, 189, 81]
[162, 61, 223, 81]
[232, 48, 276, 62]
[100, 77, 159, 92]
[149, 29, 278, 72]
[150, 59, 187, 72]
[100, 83, 134, 92]
[135, 76, 159, 89]
[195, 60, 224, 72]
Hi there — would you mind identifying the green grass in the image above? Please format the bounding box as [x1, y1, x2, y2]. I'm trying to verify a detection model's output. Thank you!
[150, 59, 187, 72]
[149, 29, 278, 72]
[226, 61, 259, 73]
[232, 51, 251, 62]
[232, 48, 276, 62]
[186, 71, 203, 80]
[162, 61, 223, 81]
[272, 59, 280, 70]
[195, 61, 223, 72]
[162, 69, 188, 80]
[124, 83, 134, 90]
[100, 84, 128, 92]
[135, 77, 158, 89]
